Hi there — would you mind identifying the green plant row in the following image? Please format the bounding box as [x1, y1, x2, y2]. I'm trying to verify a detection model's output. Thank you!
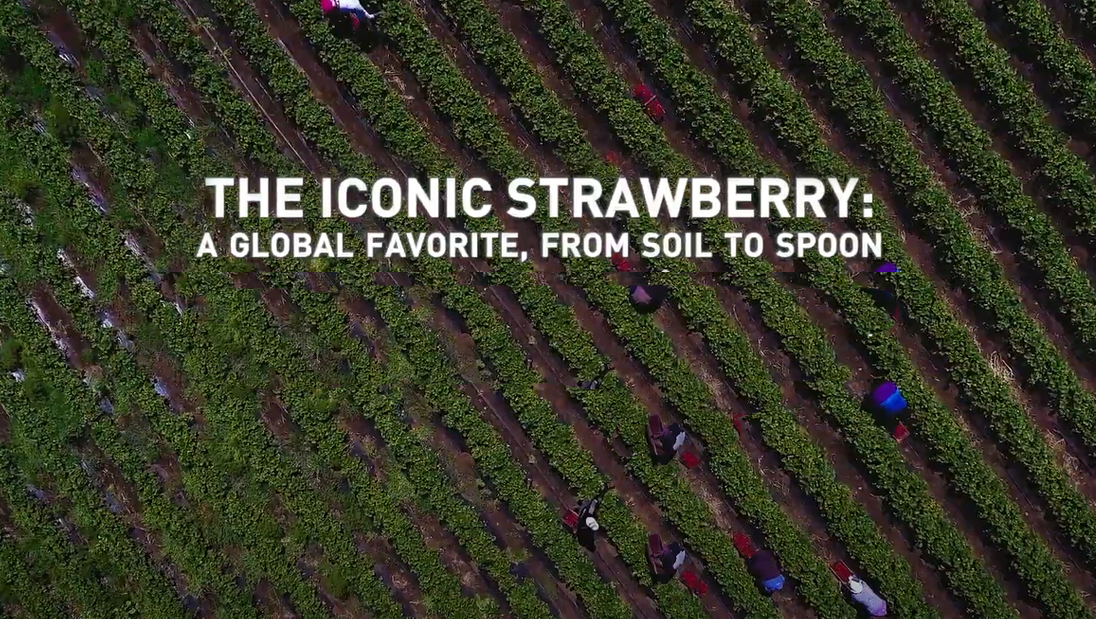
[0, 436, 117, 619]
[11, 22, 561, 619]
[0, 49, 435, 619]
[0, 529, 68, 619]
[0, 318, 188, 619]
[153, 0, 880, 616]
[750, 0, 1096, 573]
[279, 0, 1017, 617]
[901, 0, 1096, 235]
[68, 4, 740, 618]
[980, 0, 1096, 140]
[528, 0, 1094, 615]
[109, 0, 837, 613]
[749, 0, 1096, 455]
[47, 3, 648, 618]
[346, 0, 1018, 618]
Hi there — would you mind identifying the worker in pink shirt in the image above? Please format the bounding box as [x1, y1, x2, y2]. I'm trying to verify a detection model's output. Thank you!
[611, 253, 669, 314]
[321, 0, 380, 29]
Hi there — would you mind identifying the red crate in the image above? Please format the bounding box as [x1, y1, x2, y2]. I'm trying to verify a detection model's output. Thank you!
[681, 451, 700, 469]
[732, 532, 756, 558]
[681, 570, 707, 596]
[831, 561, 854, 583]
[563, 510, 579, 531]
[893, 422, 909, 442]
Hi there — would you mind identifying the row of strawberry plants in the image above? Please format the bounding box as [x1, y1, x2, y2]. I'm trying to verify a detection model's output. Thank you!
[980, 0, 1096, 140]
[588, 0, 1095, 616]
[0, 111, 419, 619]
[747, 0, 1096, 457]
[171, 0, 870, 615]
[46, 4, 646, 618]
[0, 525, 69, 619]
[348, 0, 1013, 618]
[277, 0, 1007, 617]
[0, 96, 414, 619]
[0, 74, 272, 619]
[442, 0, 1084, 617]
[0, 49, 426, 619]
[26, 22, 562, 619]
[586, 0, 1094, 615]
[111, 0, 805, 616]
[818, 0, 1096, 366]
[0, 426, 119, 619]
[902, 0, 1096, 235]
[0, 300, 188, 618]
[69, 5, 746, 619]
[727, 0, 1096, 573]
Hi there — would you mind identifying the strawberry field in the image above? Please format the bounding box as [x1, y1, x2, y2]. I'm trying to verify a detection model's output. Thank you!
[2, 0, 1096, 617]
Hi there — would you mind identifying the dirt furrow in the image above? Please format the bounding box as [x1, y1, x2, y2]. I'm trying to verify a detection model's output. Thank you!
[124, 6, 595, 609]
[871, 0, 1096, 274]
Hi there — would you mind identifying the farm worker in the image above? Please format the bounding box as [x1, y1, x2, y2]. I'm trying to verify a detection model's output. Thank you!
[611, 253, 670, 314]
[864, 288, 898, 319]
[648, 421, 686, 464]
[577, 497, 599, 523]
[660, 542, 687, 575]
[575, 497, 600, 551]
[660, 423, 687, 455]
[321, 0, 380, 27]
[869, 381, 908, 424]
[860, 261, 899, 319]
[629, 282, 670, 314]
[848, 577, 887, 616]
[747, 549, 785, 594]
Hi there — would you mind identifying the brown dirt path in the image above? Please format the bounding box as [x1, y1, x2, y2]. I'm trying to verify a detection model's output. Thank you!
[214, 4, 759, 615]
[482, 0, 1087, 609]
[32, 8, 461, 613]
[125, 4, 594, 609]
[598, 0, 1096, 601]
[744, 0, 1096, 486]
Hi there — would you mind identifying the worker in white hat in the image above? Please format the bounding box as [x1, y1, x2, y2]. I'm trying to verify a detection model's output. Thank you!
[848, 576, 887, 616]
[575, 497, 602, 551]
